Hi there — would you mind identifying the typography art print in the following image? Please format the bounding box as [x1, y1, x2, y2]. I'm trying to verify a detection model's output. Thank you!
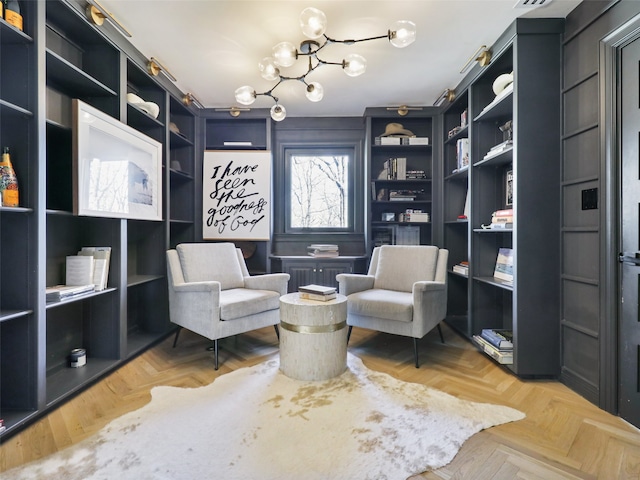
[203, 151, 271, 240]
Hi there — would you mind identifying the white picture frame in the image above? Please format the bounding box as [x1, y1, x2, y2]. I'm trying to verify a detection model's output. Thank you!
[202, 150, 272, 240]
[72, 99, 163, 221]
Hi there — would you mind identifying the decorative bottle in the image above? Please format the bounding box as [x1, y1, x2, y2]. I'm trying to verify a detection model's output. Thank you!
[5, 0, 23, 32]
[0, 147, 20, 207]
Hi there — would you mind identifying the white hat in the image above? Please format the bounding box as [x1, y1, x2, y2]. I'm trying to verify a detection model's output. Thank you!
[126, 93, 160, 119]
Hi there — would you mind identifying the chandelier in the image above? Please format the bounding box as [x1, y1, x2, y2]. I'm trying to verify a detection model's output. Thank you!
[234, 7, 417, 121]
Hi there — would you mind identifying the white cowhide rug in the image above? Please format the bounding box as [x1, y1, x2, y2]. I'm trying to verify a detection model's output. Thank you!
[5, 354, 524, 480]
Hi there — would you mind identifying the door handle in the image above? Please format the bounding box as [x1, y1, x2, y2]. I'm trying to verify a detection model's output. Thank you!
[619, 252, 640, 265]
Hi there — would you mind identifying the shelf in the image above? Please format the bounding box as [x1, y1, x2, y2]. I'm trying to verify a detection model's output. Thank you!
[371, 144, 431, 150]
[445, 167, 469, 180]
[474, 146, 513, 168]
[127, 103, 164, 128]
[0, 18, 33, 43]
[170, 169, 194, 181]
[170, 131, 194, 148]
[45, 288, 117, 309]
[473, 228, 513, 233]
[444, 125, 469, 144]
[46, 357, 120, 406]
[373, 200, 431, 205]
[46, 50, 117, 98]
[474, 89, 513, 122]
[0, 99, 33, 117]
[0, 309, 33, 323]
[474, 276, 514, 291]
[372, 179, 431, 183]
[372, 221, 431, 226]
[127, 274, 164, 288]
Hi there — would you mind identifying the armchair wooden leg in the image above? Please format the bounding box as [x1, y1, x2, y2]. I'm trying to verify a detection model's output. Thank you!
[347, 326, 353, 344]
[437, 323, 445, 344]
[172, 327, 182, 348]
[274, 324, 280, 340]
[413, 338, 419, 368]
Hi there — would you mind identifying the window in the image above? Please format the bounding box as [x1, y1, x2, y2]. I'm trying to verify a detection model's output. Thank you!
[285, 147, 354, 231]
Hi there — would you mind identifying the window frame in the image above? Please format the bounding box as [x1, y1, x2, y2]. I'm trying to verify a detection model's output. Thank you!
[283, 145, 357, 234]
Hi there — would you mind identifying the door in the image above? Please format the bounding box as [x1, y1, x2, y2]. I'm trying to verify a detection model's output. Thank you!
[618, 36, 640, 427]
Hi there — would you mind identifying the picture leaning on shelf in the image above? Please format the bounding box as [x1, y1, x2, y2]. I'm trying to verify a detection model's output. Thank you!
[493, 248, 513, 284]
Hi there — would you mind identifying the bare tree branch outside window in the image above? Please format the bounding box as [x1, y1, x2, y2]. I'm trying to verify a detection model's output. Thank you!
[290, 154, 349, 228]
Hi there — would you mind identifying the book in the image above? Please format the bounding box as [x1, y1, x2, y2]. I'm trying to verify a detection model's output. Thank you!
[480, 329, 513, 350]
[490, 222, 513, 230]
[493, 248, 514, 283]
[472, 335, 513, 364]
[453, 262, 469, 276]
[46, 284, 95, 302]
[456, 138, 469, 171]
[79, 246, 111, 291]
[299, 291, 338, 301]
[298, 284, 336, 295]
[65, 255, 95, 286]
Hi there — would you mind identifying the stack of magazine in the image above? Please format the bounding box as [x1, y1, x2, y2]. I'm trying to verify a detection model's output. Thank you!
[472, 329, 513, 364]
[298, 284, 337, 301]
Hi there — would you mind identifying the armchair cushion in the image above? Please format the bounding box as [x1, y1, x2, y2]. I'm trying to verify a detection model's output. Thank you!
[220, 288, 281, 320]
[373, 245, 439, 292]
[347, 289, 413, 322]
[177, 243, 244, 289]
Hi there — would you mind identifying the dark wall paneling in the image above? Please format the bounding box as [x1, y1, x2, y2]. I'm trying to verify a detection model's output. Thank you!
[563, 128, 600, 181]
[563, 75, 599, 135]
[561, 0, 640, 411]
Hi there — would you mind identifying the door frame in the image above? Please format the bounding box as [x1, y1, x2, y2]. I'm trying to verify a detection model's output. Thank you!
[600, 13, 640, 414]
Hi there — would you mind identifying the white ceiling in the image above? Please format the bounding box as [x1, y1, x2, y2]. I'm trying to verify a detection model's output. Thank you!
[98, 0, 582, 117]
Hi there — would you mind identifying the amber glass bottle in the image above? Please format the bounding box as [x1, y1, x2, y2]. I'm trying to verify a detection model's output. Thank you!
[0, 147, 20, 207]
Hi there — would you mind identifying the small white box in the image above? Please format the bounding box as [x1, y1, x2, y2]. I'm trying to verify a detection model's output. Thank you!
[408, 137, 429, 145]
[408, 212, 430, 223]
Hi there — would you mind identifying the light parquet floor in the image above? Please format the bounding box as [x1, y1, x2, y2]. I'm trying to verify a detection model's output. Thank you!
[1, 323, 639, 479]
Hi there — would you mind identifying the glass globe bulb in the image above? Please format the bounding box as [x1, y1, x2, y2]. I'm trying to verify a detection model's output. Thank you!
[389, 20, 416, 48]
[234, 86, 256, 105]
[299, 7, 327, 39]
[305, 82, 324, 102]
[259, 57, 280, 81]
[342, 54, 367, 77]
[270, 104, 287, 122]
[272, 42, 297, 68]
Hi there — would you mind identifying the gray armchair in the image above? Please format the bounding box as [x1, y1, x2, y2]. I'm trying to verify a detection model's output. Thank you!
[167, 242, 289, 369]
[336, 245, 448, 368]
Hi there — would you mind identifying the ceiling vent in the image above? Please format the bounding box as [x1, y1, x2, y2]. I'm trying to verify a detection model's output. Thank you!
[513, 0, 553, 8]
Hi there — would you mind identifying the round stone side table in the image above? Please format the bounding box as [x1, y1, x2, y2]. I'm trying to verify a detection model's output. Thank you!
[279, 292, 348, 381]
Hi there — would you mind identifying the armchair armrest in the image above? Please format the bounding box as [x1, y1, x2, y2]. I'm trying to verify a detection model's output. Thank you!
[244, 273, 290, 295]
[168, 280, 222, 330]
[412, 281, 448, 334]
[336, 274, 375, 296]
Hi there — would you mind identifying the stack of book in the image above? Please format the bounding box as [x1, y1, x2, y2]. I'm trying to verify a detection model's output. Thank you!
[483, 139, 513, 160]
[490, 209, 513, 229]
[452, 261, 469, 276]
[389, 189, 424, 201]
[406, 169, 427, 179]
[308, 244, 339, 257]
[472, 328, 513, 364]
[298, 284, 337, 301]
[46, 284, 95, 302]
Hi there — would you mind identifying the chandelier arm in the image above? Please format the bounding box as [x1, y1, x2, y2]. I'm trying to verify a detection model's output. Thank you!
[323, 33, 390, 45]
